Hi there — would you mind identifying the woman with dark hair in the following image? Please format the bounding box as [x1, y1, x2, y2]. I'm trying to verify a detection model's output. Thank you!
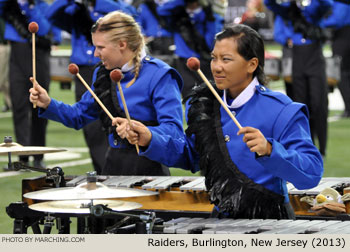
[115, 24, 323, 219]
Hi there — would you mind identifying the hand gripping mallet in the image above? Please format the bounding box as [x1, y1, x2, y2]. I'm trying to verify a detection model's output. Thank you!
[29, 22, 39, 108]
[110, 69, 140, 154]
[186, 57, 242, 129]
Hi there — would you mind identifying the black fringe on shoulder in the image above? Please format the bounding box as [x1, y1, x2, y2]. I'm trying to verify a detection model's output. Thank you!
[185, 83, 288, 219]
[93, 64, 158, 146]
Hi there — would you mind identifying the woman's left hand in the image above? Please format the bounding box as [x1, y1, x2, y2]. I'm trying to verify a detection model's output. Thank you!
[237, 126, 272, 156]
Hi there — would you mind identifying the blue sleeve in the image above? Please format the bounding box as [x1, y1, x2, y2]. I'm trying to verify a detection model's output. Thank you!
[51, 25, 62, 44]
[273, 15, 294, 45]
[257, 108, 323, 190]
[38, 92, 99, 130]
[322, 1, 350, 28]
[157, 0, 185, 16]
[140, 98, 199, 173]
[25, 2, 52, 36]
[205, 15, 219, 50]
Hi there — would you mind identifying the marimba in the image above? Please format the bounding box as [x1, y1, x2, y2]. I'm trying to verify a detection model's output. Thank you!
[8, 175, 350, 234]
[160, 217, 350, 234]
[21, 175, 350, 217]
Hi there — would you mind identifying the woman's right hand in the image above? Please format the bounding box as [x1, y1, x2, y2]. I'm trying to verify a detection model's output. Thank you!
[112, 117, 152, 147]
[29, 77, 51, 109]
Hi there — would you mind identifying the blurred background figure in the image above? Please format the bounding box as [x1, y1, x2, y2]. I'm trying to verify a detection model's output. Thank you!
[322, 0, 350, 118]
[120, 0, 143, 8]
[137, 0, 174, 65]
[240, 0, 270, 31]
[157, 0, 224, 98]
[265, 0, 333, 157]
[0, 16, 11, 113]
[46, 0, 137, 175]
[0, 0, 60, 169]
[273, 14, 294, 99]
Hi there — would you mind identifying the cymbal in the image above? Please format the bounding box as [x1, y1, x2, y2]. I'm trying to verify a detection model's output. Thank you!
[0, 142, 66, 156]
[29, 199, 142, 214]
[23, 182, 158, 200]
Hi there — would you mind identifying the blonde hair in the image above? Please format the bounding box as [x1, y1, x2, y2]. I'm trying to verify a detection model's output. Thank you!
[91, 11, 145, 87]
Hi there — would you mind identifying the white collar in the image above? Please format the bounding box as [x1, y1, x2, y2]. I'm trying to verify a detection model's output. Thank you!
[120, 48, 147, 73]
[223, 77, 259, 109]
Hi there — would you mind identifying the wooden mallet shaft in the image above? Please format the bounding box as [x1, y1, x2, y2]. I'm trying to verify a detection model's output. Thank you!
[186, 57, 242, 129]
[68, 64, 114, 120]
[110, 69, 139, 154]
[29, 22, 39, 108]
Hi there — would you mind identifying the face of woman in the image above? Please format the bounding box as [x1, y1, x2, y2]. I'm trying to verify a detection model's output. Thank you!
[211, 37, 257, 98]
[92, 32, 125, 70]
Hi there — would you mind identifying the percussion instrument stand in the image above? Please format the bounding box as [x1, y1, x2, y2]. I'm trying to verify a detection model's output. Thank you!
[90, 204, 156, 234]
[4, 136, 13, 170]
[6, 201, 45, 234]
[43, 214, 55, 234]
[13, 162, 66, 188]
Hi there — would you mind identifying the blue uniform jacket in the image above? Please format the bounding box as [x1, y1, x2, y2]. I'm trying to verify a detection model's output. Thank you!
[46, 0, 134, 66]
[141, 85, 323, 203]
[0, 0, 51, 42]
[265, 0, 333, 45]
[274, 15, 294, 46]
[138, 2, 172, 38]
[157, 0, 221, 59]
[38, 56, 184, 149]
[321, 0, 350, 28]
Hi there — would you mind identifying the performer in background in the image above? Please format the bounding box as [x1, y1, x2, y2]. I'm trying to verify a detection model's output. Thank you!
[0, 0, 58, 169]
[46, 0, 137, 174]
[322, 0, 350, 118]
[29, 10, 184, 176]
[137, 0, 174, 65]
[265, 0, 333, 157]
[0, 16, 11, 113]
[273, 14, 294, 99]
[157, 0, 223, 97]
[115, 24, 323, 219]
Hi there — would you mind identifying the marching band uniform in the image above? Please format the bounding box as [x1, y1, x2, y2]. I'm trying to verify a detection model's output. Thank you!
[322, 0, 350, 118]
[46, 0, 135, 174]
[157, 0, 222, 97]
[38, 54, 184, 176]
[0, 0, 54, 168]
[264, 0, 333, 157]
[138, 0, 174, 57]
[140, 78, 323, 219]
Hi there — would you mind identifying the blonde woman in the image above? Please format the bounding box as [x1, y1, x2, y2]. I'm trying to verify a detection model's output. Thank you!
[29, 11, 184, 175]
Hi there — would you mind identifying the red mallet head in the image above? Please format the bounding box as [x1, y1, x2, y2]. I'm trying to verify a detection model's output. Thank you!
[28, 22, 39, 33]
[68, 63, 79, 75]
[110, 69, 123, 83]
[186, 57, 200, 72]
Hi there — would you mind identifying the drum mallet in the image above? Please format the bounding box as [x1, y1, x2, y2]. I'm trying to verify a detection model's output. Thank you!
[110, 69, 139, 154]
[68, 63, 115, 121]
[29, 22, 39, 108]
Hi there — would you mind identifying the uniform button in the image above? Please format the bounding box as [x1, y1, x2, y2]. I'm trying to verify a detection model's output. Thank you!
[113, 139, 118, 145]
[145, 56, 151, 61]
[259, 86, 266, 92]
[231, 111, 236, 116]
[224, 135, 230, 142]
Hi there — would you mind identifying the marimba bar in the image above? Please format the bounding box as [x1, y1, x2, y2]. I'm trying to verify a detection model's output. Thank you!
[161, 217, 350, 234]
